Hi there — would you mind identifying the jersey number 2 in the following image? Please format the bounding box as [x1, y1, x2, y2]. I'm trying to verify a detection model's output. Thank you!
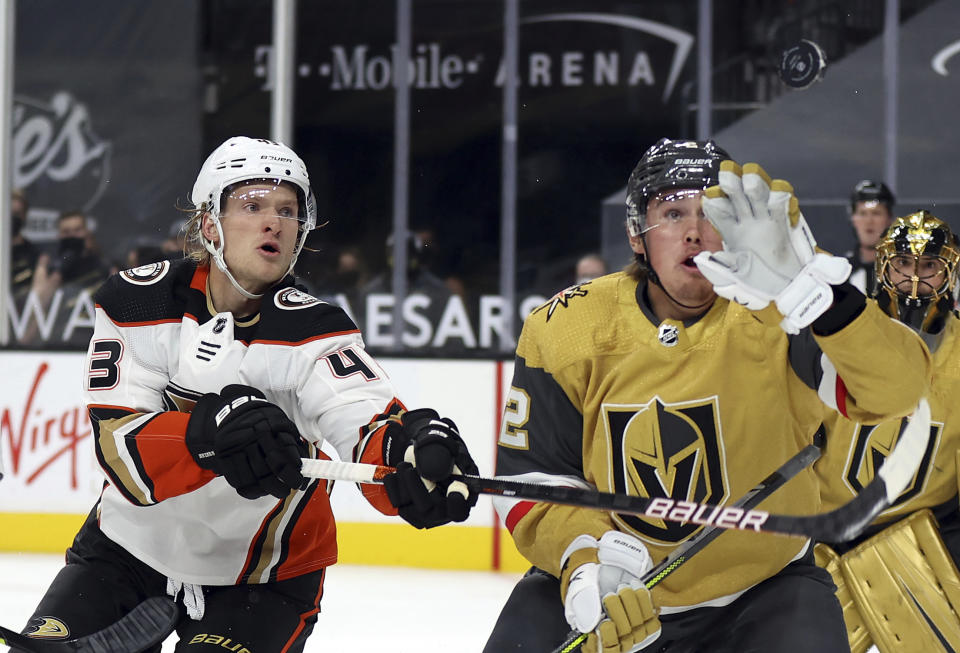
[498, 386, 530, 450]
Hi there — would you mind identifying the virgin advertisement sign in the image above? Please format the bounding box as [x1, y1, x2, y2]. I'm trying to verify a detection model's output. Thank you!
[0, 352, 102, 513]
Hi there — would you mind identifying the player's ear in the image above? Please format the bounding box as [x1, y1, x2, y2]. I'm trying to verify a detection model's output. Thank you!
[201, 213, 219, 245]
[628, 229, 645, 255]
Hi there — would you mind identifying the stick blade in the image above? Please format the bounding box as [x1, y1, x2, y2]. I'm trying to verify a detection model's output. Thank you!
[77, 597, 178, 653]
[1, 597, 179, 653]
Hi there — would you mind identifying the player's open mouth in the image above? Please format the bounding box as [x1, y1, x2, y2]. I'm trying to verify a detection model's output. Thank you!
[259, 243, 280, 255]
[682, 257, 698, 268]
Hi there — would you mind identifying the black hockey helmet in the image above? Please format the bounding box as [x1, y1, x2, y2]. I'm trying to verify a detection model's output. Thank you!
[850, 179, 895, 214]
[625, 138, 730, 236]
[875, 210, 960, 334]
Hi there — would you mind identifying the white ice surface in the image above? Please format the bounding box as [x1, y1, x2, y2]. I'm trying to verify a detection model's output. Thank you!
[0, 552, 522, 652]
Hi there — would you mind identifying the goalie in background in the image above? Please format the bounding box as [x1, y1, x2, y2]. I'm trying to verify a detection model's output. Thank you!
[815, 210, 960, 653]
[483, 138, 931, 653]
[10, 136, 478, 653]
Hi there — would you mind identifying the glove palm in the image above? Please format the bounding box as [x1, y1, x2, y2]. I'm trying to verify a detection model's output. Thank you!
[694, 162, 851, 333]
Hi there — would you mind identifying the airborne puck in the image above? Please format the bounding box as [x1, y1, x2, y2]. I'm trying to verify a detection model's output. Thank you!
[778, 39, 827, 90]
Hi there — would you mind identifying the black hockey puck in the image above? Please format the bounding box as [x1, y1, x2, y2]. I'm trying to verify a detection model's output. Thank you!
[778, 40, 827, 90]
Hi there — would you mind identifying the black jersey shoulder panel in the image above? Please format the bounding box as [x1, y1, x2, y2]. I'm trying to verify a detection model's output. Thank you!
[255, 284, 359, 344]
[93, 259, 198, 324]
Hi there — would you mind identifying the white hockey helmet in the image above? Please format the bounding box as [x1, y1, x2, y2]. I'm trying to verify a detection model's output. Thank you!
[192, 136, 317, 297]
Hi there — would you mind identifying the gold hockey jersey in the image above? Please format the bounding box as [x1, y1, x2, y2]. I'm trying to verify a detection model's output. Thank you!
[494, 271, 929, 610]
[817, 315, 960, 527]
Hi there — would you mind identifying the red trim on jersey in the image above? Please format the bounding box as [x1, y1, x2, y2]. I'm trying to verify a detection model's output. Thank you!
[133, 411, 215, 499]
[239, 504, 277, 582]
[88, 403, 139, 414]
[190, 265, 209, 292]
[280, 569, 326, 653]
[505, 500, 537, 533]
[275, 485, 338, 580]
[95, 306, 182, 328]
[358, 424, 399, 515]
[251, 329, 362, 347]
[492, 360, 504, 571]
[835, 376, 849, 418]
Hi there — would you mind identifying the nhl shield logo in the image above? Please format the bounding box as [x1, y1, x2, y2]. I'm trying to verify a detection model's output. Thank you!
[657, 323, 679, 347]
[603, 396, 727, 543]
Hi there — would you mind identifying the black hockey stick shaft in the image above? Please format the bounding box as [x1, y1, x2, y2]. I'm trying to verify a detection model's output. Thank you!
[551, 442, 823, 653]
[0, 597, 178, 653]
[640, 441, 822, 586]
[302, 399, 929, 541]
[303, 444, 888, 540]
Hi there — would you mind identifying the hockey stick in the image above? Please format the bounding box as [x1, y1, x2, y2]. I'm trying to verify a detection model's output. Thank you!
[300, 398, 930, 541]
[0, 597, 178, 653]
[550, 440, 824, 653]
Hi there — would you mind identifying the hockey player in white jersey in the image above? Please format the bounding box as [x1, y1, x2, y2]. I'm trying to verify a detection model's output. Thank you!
[10, 136, 478, 652]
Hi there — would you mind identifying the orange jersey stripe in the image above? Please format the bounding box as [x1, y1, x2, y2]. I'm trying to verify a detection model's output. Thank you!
[357, 425, 398, 515]
[133, 411, 215, 499]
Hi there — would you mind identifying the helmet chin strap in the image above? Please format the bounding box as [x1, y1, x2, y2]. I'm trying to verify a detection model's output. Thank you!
[638, 240, 714, 312]
[203, 217, 264, 301]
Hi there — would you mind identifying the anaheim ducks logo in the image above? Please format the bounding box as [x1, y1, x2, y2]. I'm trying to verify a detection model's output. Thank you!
[26, 616, 69, 639]
[603, 396, 727, 543]
[274, 287, 322, 310]
[119, 260, 170, 285]
[845, 418, 941, 512]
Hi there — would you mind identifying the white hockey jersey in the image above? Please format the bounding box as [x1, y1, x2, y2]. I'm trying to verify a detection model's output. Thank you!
[84, 260, 402, 585]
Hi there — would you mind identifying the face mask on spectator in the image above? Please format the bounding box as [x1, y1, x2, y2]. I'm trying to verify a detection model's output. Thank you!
[56, 236, 86, 274]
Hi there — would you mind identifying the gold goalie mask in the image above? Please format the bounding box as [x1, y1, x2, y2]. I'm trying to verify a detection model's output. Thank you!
[875, 210, 960, 338]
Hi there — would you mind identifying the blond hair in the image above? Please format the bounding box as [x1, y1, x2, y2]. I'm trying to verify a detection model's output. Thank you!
[179, 202, 211, 264]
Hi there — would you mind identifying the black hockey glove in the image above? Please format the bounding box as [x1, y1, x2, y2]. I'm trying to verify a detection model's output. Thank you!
[381, 408, 479, 529]
[186, 384, 308, 500]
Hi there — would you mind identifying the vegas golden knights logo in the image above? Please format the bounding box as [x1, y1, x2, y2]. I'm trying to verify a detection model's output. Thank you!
[845, 418, 941, 509]
[604, 396, 727, 543]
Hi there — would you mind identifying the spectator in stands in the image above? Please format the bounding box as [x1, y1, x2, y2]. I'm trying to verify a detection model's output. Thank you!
[360, 232, 457, 349]
[845, 179, 895, 295]
[414, 225, 466, 298]
[18, 210, 110, 347]
[329, 246, 369, 294]
[10, 188, 38, 300]
[161, 218, 189, 260]
[364, 232, 451, 297]
[126, 243, 167, 269]
[575, 252, 607, 285]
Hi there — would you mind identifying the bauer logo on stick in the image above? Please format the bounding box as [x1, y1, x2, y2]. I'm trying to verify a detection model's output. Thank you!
[779, 39, 827, 90]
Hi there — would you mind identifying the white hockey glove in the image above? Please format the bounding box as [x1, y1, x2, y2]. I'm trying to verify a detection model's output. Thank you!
[693, 161, 851, 334]
[560, 531, 661, 653]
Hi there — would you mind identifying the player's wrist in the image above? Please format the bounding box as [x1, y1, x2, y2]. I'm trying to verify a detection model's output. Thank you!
[811, 280, 867, 336]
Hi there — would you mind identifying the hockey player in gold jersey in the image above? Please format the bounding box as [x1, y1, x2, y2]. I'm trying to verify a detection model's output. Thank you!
[816, 210, 960, 653]
[482, 138, 931, 653]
